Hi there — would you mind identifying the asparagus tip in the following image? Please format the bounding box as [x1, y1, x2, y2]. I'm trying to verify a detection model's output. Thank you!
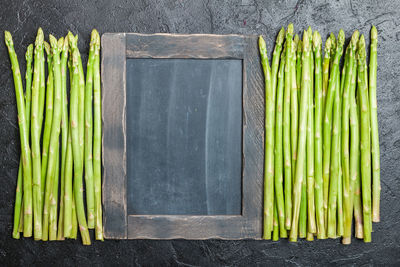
[307, 26, 312, 39]
[338, 29, 345, 47]
[293, 33, 299, 44]
[4, 31, 13, 46]
[297, 39, 303, 52]
[371, 25, 377, 40]
[25, 43, 34, 61]
[277, 27, 285, 45]
[90, 29, 100, 46]
[357, 34, 366, 59]
[324, 35, 331, 53]
[63, 34, 69, 50]
[35, 28, 44, 46]
[302, 30, 309, 51]
[287, 23, 294, 36]
[49, 34, 58, 49]
[330, 32, 337, 51]
[43, 41, 51, 55]
[258, 35, 267, 52]
[351, 30, 360, 48]
[312, 30, 321, 50]
[58, 37, 64, 50]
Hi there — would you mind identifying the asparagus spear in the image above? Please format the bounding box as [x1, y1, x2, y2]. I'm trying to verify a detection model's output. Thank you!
[313, 31, 326, 239]
[306, 26, 316, 235]
[58, 35, 69, 240]
[42, 35, 64, 241]
[352, 61, 364, 238]
[93, 30, 104, 240]
[283, 25, 293, 230]
[323, 31, 344, 231]
[292, 37, 301, 180]
[84, 31, 97, 229]
[70, 36, 91, 245]
[274, 43, 287, 238]
[5, 31, 33, 237]
[357, 35, 372, 242]
[337, 47, 349, 238]
[322, 37, 332, 118]
[76, 36, 85, 174]
[290, 31, 310, 242]
[369, 26, 380, 222]
[31, 28, 44, 240]
[259, 36, 274, 239]
[342, 31, 359, 244]
[64, 37, 74, 238]
[12, 44, 34, 239]
[41, 41, 53, 226]
[38, 33, 46, 135]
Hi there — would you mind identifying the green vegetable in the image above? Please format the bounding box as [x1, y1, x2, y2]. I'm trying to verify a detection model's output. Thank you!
[274, 44, 287, 238]
[283, 25, 293, 230]
[70, 36, 91, 245]
[369, 26, 380, 223]
[92, 30, 104, 240]
[290, 30, 310, 242]
[5, 31, 33, 237]
[357, 35, 372, 242]
[312, 31, 326, 239]
[259, 36, 274, 239]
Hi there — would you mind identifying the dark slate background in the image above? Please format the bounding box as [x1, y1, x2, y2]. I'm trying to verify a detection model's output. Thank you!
[0, 0, 399, 266]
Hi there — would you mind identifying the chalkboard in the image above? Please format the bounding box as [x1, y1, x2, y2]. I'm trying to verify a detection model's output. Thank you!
[102, 33, 263, 239]
[126, 58, 243, 215]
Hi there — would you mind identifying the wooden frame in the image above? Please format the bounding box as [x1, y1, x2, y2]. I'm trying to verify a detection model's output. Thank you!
[101, 33, 264, 239]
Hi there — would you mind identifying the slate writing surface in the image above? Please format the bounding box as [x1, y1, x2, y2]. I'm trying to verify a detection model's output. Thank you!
[126, 58, 242, 215]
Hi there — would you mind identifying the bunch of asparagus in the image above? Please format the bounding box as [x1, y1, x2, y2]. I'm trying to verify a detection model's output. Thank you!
[260, 25, 380, 244]
[5, 28, 103, 245]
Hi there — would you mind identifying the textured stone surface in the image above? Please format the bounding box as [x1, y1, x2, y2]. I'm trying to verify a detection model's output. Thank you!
[0, 0, 399, 265]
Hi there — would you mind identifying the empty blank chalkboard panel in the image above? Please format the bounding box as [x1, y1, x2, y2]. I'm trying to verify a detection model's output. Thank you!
[126, 58, 243, 216]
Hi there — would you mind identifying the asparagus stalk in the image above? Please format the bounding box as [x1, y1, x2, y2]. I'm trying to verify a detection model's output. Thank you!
[76, 36, 85, 174]
[42, 35, 64, 241]
[63, 125, 73, 237]
[12, 44, 34, 239]
[313, 31, 326, 239]
[342, 31, 359, 244]
[290, 31, 310, 242]
[58, 35, 69, 240]
[352, 68, 364, 239]
[323, 31, 344, 231]
[283, 25, 293, 230]
[274, 43, 287, 238]
[357, 35, 372, 242]
[13, 164, 23, 239]
[31, 28, 44, 240]
[369, 26, 380, 222]
[93, 30, 104, 240]
[337, 47, 349, 238]
[64, 39, 74, 238]
[84, 31, 97, 229]
[49, 141, 60, 240]
[70, 36, 91, 245]
[272, 200, 280, 241]
[306, 26, 316, 235]
[292, 37, 301, 180]
[259, 36, 274, 239]
[71, 192, 78, 239]
[299, 166, 307, 238]
[322, 37, 332, 118]
[41, 41, 53, 228]
[5, 31, 33, 237]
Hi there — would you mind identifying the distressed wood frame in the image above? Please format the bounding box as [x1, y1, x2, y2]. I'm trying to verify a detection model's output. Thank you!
[101, 33, 264, 239]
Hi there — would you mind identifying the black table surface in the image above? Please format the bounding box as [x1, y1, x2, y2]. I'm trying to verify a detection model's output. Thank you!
[1, 0, 399, 265]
